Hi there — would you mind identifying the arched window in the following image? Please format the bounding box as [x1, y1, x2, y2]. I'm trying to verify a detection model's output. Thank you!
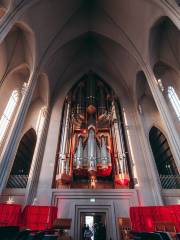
[6, 128, 37, 188]
[0, 90, 19, 144]
[149, 127, 179, 189]
[167, 86, 180, 121]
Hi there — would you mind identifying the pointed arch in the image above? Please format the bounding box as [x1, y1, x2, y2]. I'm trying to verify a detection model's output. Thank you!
[149, 126, 179, 189]
[149, 16, 180, 71]
[6, 128, 37, 188]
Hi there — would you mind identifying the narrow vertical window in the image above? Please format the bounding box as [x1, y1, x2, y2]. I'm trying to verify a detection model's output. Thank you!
[168, 86, 180, 121]
[0, 90, 19, 144]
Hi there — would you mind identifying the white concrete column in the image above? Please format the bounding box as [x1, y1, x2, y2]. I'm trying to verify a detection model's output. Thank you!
[146, 66, 180, 171]
[35, 99, 64, 205]
[25, 106, 49, 204]
[122, 104, 163, 205]
[0, 71, 37, 193]
[135, 109, 164, 205]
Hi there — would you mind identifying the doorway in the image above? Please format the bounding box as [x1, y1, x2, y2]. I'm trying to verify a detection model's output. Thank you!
[80, 212, 107, 240]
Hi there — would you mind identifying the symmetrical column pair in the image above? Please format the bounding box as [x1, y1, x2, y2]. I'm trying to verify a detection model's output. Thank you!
[0, 70, 49, 205]
[0, 71, 37, 193]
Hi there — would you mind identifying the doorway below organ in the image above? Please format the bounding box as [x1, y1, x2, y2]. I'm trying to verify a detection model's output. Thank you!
[80, 212, 107, 240]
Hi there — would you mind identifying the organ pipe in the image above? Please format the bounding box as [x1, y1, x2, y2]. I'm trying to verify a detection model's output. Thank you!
[98, 86, 106, 118]
[100, 136, 109, 169]
[58, 100, 71, 176]
[88, 127, 97, 174]
[55, 73, 131, 188]
[111, 100, 129, 182]
[86, 75, 96, 114]
[76, 136, 84, 170]
[77, 84, 85, 119]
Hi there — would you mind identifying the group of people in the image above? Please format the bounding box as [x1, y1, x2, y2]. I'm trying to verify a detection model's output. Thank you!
[82, 222, 106, 240]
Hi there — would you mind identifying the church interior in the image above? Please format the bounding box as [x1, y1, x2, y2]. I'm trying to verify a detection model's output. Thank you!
[0, 0, 179, 239]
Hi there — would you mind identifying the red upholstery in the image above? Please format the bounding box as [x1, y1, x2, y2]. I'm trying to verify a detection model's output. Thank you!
[0, 203, 21, 226]
[22, 205, 58, 230]
[130, 205, 180, 232]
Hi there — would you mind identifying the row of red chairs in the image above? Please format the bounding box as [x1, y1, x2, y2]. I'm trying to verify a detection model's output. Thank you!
[119, 218, 180, 240]
[130, 205, 180, 232]
[119, 205, 180, 240]
[0, 203, 58, 230]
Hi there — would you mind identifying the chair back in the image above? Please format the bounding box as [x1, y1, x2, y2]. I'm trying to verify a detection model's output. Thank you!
[154, 222, 166, 232]
[118, 218, 132, 240]
[154, 222, 177, 240]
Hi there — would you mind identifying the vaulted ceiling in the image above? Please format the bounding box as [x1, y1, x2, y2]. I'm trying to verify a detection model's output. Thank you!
[3, 0, 180, 102]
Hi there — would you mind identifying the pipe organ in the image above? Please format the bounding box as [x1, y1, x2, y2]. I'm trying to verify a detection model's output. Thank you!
[56, 73, 131, 188]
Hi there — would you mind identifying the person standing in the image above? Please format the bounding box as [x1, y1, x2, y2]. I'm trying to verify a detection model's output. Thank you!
[99, 222, 106, 240]
[82, 224, 87, 240]
[84, 226, 93, 240]
[93, 223, 99, 240]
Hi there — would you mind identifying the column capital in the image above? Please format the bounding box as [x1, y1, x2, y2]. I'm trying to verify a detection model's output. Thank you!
[41, 106, 48, 117]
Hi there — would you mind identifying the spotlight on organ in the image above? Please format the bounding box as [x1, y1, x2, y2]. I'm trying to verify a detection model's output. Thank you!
[56, 73, 131, 188]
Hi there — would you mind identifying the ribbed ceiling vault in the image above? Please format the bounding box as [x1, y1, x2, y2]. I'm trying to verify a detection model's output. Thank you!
[6, 0, 179, 102]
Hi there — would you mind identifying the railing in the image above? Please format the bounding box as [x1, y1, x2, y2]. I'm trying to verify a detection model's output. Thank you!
[160, 175, 180, 189]
[6, 175, 29, 188]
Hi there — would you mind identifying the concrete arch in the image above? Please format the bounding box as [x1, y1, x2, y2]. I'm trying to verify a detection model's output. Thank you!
[149, 16, 180, 71]
[0, 63, 30, 118]
[153, 61, 180, 92]
[43, 31, 139, 102]
[0, 23, 36, 90]
[149, 125, 179, 178]
[148, 123, 171, 147]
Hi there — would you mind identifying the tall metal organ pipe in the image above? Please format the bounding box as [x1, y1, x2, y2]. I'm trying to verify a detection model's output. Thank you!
[76, 136, 84, 170]
[98, 86, 106, 117]
[77, 84, 85, 118]
[88, 128, 97, 174]
[111, 101, 129, 179]
[58, 100, 71, 176]
[86, 75, 96, 110]
[100, 136, 109, 169]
